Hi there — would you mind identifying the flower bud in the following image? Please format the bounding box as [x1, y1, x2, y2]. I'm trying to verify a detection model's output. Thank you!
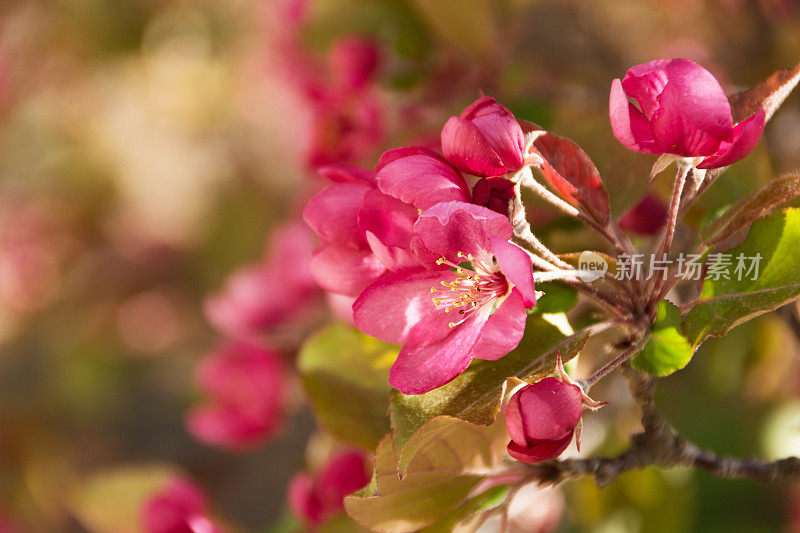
[505, 377, 583, 463]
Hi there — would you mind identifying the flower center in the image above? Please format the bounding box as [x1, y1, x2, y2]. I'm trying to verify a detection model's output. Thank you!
[430, 251, 509, 327]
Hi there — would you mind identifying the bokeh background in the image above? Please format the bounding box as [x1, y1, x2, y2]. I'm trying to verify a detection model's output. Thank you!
[1, 0, 800, 531]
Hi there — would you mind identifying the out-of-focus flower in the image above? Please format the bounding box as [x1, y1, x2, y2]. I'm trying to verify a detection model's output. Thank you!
[185, 342, 285, 450]
[205, 222, 320, 341]
[609, 58, 765, 169]
[505, 377, 583, 463]
[441, 96, 526, 177]
[353, 202, 535, 394]
[142, 477, 225, 533]
[618, 193, 669, 236]
[288, 451, 370, 527]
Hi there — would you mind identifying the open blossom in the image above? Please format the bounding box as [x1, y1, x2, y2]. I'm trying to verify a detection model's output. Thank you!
[353, 201, 536, 394]
[609, 58, 765, 169]
[142, 477, 225, 533]
[441, 96, 526, 177]
[204, 222, 319, 341]
[185, 342, 285, 450]
[505, 377, 583, 464]
[288, 451, 371, 526]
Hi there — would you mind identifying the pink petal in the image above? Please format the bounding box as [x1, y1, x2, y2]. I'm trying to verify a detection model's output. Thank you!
[441, 116, 506, 177]
[185, 405, 273, 450]
[506, 433, 574, 464]
[376, 146, 447, 172]
[490, 237, 536, 308]
[609, 78, 659, 154]
[310, 245, 385, 297]
[697, 109, 766, 169]
[357, 190, 417, 249]
[650, 81, 728, 156]
[317, 452, 371, 513]
[303, 183, 372, 248]
[288, 473, 324, 526]
[375, 148, 470, 210]
[471, 177, 516, 216]
[328, 37, 380, 90]
[317, 164, 376, 185]
[460, 96, 525, 171]
[352, 269, 456, 345]
[472, 288, 527, 361]
[618, 193, 668, 236]
[389, 306, 491, 394]
[365, 232, 420, 271]
[415, 201, 513, 263]
[620, 59, 672, 119]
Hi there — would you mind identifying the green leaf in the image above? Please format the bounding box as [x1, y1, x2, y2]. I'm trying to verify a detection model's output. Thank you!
[419, 484, 510, 533]
[397, 415, 509, 478]
[389, 316, 590, 450]
[298, 323, 399, 449]
[529, 282, 578, 315]
[345, 436, 482, 533]
[68, 464, 178, 533]
[685, 208, 800, 346]
[701, 172, 800, 246]
[631, 301, 694, 376]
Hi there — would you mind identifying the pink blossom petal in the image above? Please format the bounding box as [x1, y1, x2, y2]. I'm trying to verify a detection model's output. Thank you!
[328, 37, 380, 90]
[317, 164, 376, 185]
[357, 190, 417, 249]
[376, 146, 447, 172]
[461, 96, 525, 172]
[415, 202, 513, 263]
[186, 405, 271, 450]
[310, 245, 385, 296]
[375, 148, 470, 210]
[389, 306, 491, 394]
[353, 269, 455, 345]
[618, 194, 668, 236]
[471, 177, 516, 216]
[697, 109, 766, 169]
[317, 452, 371, 511]
[441, 116, 506, 177]
[620, 60, 672, 119]
[472, 289, 527, 361]
[303, 183, 372, 248]
[650, 81, 728, 156]
[490, 237, 536, 308]
[609, 78, 659, 154]
[365, 232, 420, 271]
[506, 433, 574, 464]
[288, 473, 324, 526]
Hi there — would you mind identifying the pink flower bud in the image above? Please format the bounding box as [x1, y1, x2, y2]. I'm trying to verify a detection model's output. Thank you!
[441, 96, 526, 177]
[471, 177, 516, 216]
[609, 58, 765, 169]
[505, 377, 583, 463]
[288, 451, 371, 526]
[185, 342, 286, 450]
[142, 477, 225, 533]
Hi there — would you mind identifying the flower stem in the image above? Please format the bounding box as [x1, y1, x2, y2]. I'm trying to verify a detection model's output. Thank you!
[583, 334, 649, 389]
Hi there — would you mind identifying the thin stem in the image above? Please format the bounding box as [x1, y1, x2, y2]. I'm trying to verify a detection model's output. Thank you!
[517, 166, 581, 218]
[650, 164, 689, 299]
[583, 334, 649, 389]
[533, 270, 581, 283]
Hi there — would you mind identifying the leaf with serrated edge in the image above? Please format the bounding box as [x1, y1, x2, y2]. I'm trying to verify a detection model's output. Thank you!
[685, 208, 800, 346]
[729, 62, 800, 122]
[346, 435, 482, 533]
[397, 415, 509, 478]
[389, 317, 590, 450]
[632, 301, 694, 376]
[299, 324, 399, 450]
[702, 172, 800, 246]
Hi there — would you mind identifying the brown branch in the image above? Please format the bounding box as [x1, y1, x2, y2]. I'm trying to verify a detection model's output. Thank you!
[525, 365, 800, 487]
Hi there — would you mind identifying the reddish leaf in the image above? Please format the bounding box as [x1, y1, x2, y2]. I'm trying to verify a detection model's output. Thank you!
[729, 62, 800, 123]
[531, 131, 611, 226]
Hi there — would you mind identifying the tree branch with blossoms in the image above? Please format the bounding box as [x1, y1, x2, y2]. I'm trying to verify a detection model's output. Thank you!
[295, 57, 800, 532]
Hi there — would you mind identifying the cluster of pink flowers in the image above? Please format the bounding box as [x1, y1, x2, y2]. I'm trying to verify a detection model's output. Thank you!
[304, 96, 539, 394]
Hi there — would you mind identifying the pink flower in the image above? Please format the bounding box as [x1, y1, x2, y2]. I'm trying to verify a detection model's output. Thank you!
[288, 451, 371, 526]
[204, 222, 320, 341]
[609, 58, 765, 169]
[441, 96, 526, 177]
[505, 377, 583, 463]
[185, 342, 285, 450]
[353, 202, 536, 394]
[142, 477, 224, 533]
[618, 194, 669, 236]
